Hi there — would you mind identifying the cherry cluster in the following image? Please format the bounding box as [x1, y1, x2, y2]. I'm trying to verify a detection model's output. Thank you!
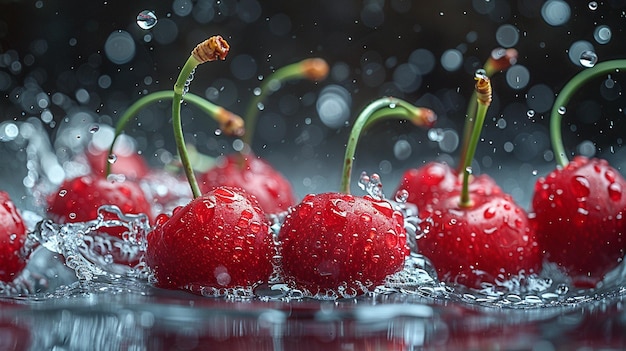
[0, 39, 624, 299]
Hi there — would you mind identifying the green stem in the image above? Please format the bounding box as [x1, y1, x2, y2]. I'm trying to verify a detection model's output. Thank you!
[550, 59, 626, 167]
[459, 78, 491, 208]
[173, 56, 204, 198]
[105, 90, 224, 177]
[243, 59, 327, 146]
[340, 97, 435, 194]
[458, 50, 516, 173]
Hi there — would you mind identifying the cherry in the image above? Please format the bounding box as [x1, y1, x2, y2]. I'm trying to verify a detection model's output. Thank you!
[146, 37, 275, 294]
[531, 59, 626, 288]
[0, 191, 28, 283]
[146, 186, 274, 291]
[533, 158, 626, 287]
[199, 153, 296, 214]
[419, 192, 541, 288]
[416, 74, 541, 289]
[280, 192, 408, 295]
[279, 97, 432, 297]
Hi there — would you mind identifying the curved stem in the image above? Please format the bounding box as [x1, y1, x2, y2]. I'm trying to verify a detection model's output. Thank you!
[550, 59, 626, 167]
[340, 97, 436, 194]
[459, 75, 492, 208]
[243, 58, 328, 146]
[105, 91, 230, 177]
[172, 36, 230, 199]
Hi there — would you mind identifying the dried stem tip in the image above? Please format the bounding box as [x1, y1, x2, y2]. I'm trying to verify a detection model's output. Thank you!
[300, 58, 330, 81]
[485, 48, 518, 74]
[475, 74, 492, 106]
[215, 107, 245, 137]
[192, 36, 230, 63]
[413, 108, 437, 128]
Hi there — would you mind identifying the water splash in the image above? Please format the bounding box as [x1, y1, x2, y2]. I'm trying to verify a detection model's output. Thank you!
[33, 205, 151, 285]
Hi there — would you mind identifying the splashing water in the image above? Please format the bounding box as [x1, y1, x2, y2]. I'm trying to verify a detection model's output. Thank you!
[33, 205, 151, 283]
[2, 121, 626, 309]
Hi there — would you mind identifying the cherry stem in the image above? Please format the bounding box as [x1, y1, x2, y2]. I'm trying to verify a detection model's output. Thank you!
[243, 58, 329, 146]
[172, 36, 230, 199]
[458, 48, 518, 174]
[550, 59, 626, 167]
[105, 90, 243, 177]
[340, 97, 436, 194]
[459, 74, 492, 208]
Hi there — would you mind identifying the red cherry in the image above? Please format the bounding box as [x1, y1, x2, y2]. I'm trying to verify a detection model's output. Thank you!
[146, 186, 275, 292]
[397, 162, 500, 210]
[418, 192, 541, 288]
[532, 156, 626, 287]
[279, 192, 409, 296]
[47, 174, 153, 265]
[0, 191, 28, 283]
[199, 154, 296, 214]
[85, 148, 150, 180]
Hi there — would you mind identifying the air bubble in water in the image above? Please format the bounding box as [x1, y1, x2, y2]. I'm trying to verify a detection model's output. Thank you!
[526, 110, 535, 118]
[579, 50, 598, 68]
[137, 10, 158, 30]
[89, 124, 100, 134]
[558, 106, 567, 115]
[588, 1, 598, 10]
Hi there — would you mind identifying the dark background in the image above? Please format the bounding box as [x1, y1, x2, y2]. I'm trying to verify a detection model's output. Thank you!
[1, 0, 626, 208]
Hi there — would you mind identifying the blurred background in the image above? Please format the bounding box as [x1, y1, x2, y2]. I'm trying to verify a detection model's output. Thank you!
[1, 0, 626, 209]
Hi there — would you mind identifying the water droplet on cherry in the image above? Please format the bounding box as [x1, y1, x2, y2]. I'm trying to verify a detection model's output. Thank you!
[571, 176, 591, 198]
[608, 183, 622, 201]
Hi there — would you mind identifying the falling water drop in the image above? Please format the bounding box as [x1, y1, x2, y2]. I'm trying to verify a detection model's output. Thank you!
[526, 110, 535, 118]
[107, 154, 117, 164]
[558, 106, 567, 115]
[579, 51, 598, 68]
[136, 10, 158, 30]
[588, 1, 598, 10]
[89, 124, 100, 134]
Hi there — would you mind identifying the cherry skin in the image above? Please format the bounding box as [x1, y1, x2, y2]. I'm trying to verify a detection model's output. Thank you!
[397, 162, 499, 210]
[146, 186, 275, 292]
[0, 191, 28, 283]
[279, 192, 409, 297]
[418, 192, 541, 289]
[532, 156, 626, 288]
[199, 153, 296, 214]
